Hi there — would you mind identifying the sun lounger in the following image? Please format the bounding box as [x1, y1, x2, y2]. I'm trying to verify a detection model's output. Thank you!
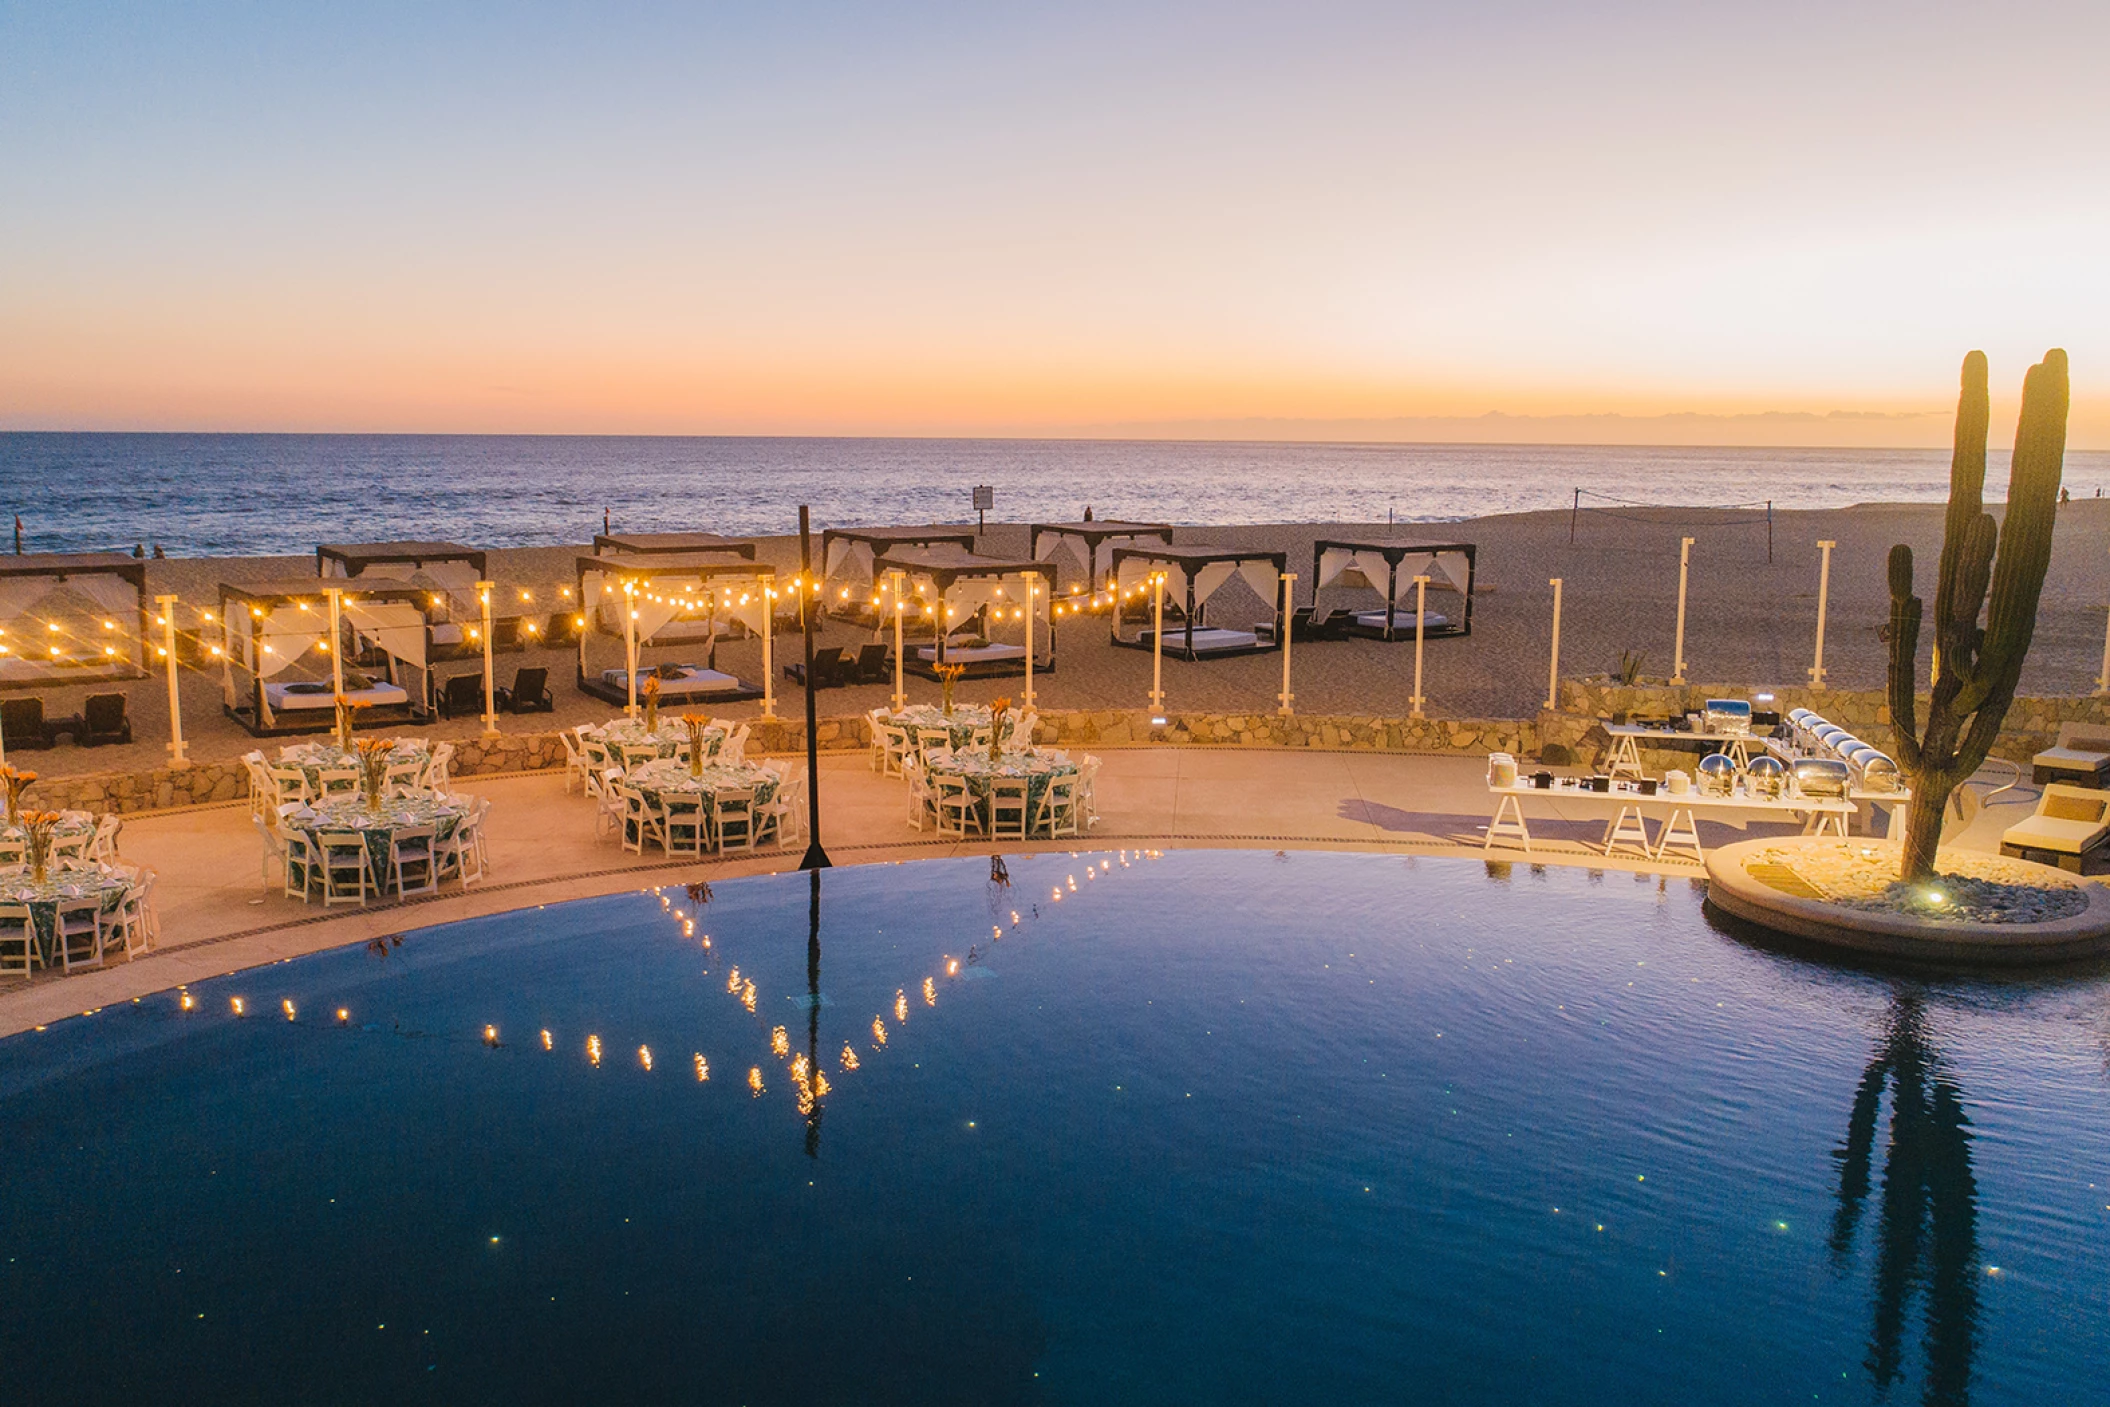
[2001, 783, 2110, 871]
[2032, 723, 2110, 787]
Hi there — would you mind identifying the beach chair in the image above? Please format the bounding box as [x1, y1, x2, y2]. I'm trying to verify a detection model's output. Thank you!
[784, 646, 847, 688]
[2001, 783, 2110, 872]
[2032, 723, 2110, 787]
[851, 643, 890, 683]
[436, 673, 485, 720]
[79, 693, 133, 746]
[496, 666, 554, 714]
[0, 697, 57, 750]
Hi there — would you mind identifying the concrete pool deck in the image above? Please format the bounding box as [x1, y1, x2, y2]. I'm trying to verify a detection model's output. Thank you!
[0, 748, 2040, 1039]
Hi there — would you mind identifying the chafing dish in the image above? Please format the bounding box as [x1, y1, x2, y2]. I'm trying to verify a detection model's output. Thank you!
[1704, 699, 1754, 736]
[1745, 753, 1788, 800]
[1853, 751, 1902, 792]
[1791, 757, 1850, 798]
[1697, 752, 1739, 796]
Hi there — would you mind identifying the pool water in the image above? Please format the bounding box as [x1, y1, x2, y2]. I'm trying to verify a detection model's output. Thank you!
[4, 851, 2108, 1405]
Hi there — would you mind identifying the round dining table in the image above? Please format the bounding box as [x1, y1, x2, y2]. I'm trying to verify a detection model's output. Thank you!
[2, 862, 133, 962]
[580, 717, 727, 764]
[927, 748, 1077, 832]
[883, 704, 1018, 754]
[286, 794, 470, 894]
[279, 740, 430, 790]
[627, 758, 779, 815]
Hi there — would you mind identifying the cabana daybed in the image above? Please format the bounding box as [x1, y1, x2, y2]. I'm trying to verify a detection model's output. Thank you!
[574, 554, 772, 707]
[1110, 545, 1285, 660]
[1028, 521, 1174, 601]
[219, 579, 434, 735]
[873, 545, 1058, 679]
[1310, 539, 1476, 639]
[821, 526, 979, 622]
[0, 553, 150, 689]
[317, 540, 514, 659]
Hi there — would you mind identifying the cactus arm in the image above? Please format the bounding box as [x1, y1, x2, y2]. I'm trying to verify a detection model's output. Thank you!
[1886, 544, 1924, 773]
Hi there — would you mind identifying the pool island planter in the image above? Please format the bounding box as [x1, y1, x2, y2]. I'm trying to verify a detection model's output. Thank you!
[1703, 836, 2110, 963]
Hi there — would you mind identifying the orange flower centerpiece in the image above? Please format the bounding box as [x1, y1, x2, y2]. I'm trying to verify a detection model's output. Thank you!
[642, 673, 662, 733]
[354, 737, 396, 813]
[934, 662, 967, 716]
[987, 696, 1012, 761]
[20, 809, 62, 885]
[0, 764, 36, 827]
[332, 692, 371, 751]
[681, 713, 713, 778]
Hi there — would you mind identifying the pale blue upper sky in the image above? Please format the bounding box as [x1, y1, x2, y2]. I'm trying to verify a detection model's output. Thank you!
[3, 2, 2106, 438]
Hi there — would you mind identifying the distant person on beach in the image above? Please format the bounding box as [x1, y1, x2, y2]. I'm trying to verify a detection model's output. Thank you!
[132, 544, 145, 557]
[2061, 487, 2072, 504]
[1083, 505, 1094, 521]
[151, 543, 166, 558]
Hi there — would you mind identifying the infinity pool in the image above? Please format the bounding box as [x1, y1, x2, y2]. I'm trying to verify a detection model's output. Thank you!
[4, 851, 2108, 1405]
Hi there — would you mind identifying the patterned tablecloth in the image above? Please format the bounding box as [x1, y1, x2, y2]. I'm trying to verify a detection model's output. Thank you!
[287, 795, 469, 894]
[927, 749, 1076, 831]
[579, 718, 726, 764]
[627, 758, 779, 816]
[1, 809, 99, 848]
[2, 863, 132, 961]
[278, 740, 430, 789]
[882, 704, 1020, 754]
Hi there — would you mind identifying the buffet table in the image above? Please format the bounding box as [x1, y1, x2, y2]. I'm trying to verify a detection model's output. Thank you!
[1485, 779, 1855, 862]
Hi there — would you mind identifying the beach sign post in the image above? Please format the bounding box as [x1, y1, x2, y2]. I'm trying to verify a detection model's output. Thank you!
[1545, 577, 1563, 711]
[1277, 572, 1295, 716]
[477, 580, 498, 736]
[1409, 575, 1430, 718]
[1809, 541, 1835, 690]
[891, 569, 907, 711]
[1671, 537, 1694, 684]
[156, 593, 188, 767]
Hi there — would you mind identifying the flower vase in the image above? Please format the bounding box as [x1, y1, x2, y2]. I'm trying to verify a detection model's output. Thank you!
[689, 745, 705, 780]
[645, 702, 659, 735]
[27, 836, 48, 887]
[365, 781, 383, 814]
[941, 680, 955, 716]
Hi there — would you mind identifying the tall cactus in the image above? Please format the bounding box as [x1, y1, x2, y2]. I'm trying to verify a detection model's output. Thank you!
[1887, 349, 2070, 881]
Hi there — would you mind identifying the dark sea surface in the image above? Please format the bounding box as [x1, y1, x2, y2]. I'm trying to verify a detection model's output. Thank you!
[5, 433, 2106, 557]
[3, 850, 2107, 1405]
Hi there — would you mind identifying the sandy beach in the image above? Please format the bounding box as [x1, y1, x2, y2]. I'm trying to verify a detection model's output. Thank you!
[16, 499, 2110, 778]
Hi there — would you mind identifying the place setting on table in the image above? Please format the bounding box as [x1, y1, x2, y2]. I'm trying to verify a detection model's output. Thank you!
[278, 737, 431, 789]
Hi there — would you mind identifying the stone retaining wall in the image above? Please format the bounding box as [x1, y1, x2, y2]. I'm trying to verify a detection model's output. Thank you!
[22, 708, 1540, 816]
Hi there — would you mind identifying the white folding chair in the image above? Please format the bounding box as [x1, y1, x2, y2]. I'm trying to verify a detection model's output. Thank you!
[1035, 774, 1080, 839]
[581, 737, 613, 774]
[427, 741, 456, 791]
[969, 725, 994, 753]
[713, 786, 756, 852]
[618, 786, 662, 855]
[388, 824, 438, 898]
[112, 871, 154, 957]
[318, 832, 374, 905]
[270, 765, 313, 807]
[587, 767, 626, 841]
[313, 767, 361, 800]
[1007, 711, 1039, 752]
[988, 777, 1029, 840]
[0, 836, 23, 869]
[915, 727, 953, 761]
[243, 752, 274, 819]
[54, 896, 104, 972]
[0, 902, 38, 977]
[932, 774, 976, 838]
[867, 709, 890, 771]
[878, 722, 912, 777]
[620, 743, 662, 771]
[903, 760, 932, 832]
[51, 832, 93, 868]
[723, 724, 751, 765]
[560, 727, 589, 794]
[661, 793, 707, 856]
[757, 768, 804, 849]
[384, 760, 424, 791]
[282, 826, 320, 902]
[254, 814, 287, 888]
[438, 810, 485, 890]
[1078, 754, 1103, 828]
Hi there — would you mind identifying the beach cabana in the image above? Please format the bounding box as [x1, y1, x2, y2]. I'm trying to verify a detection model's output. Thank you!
[317, 539, 504, 657]
[592, 532, 757, 561]
[218, 579, 432, 735]
[874, 545, 1058, 678]
[574, 554, 772, 711]
[1028, 521, 1174, 600]
[1311, 538, 1477, 639]
[0, 553, 151, 689]
[1110, 545, 1284, 659]
[821, 526, 979, 620]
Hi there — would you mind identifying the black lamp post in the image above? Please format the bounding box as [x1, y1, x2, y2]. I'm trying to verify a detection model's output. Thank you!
[797, 505, 831, 872]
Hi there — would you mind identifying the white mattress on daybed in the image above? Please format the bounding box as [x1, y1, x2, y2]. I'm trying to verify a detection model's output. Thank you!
[1142, 628, 1260, 653]
[265, 681, 409, 711]
[1354, 609, 1450, 631]
[915, 642, 1027, 664]
[602, 666, 744, 693]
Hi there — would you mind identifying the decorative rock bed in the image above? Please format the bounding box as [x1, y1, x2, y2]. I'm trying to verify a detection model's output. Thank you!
[1703, 837, 2110, 964]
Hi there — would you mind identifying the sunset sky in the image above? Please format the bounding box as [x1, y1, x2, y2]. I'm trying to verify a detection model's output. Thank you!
[3, 2, 2105, 444]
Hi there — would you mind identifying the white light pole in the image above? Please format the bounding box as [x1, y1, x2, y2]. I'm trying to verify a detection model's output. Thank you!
[1809, 540, 1836, 691]
[1409, 574, 1429, 718]
[1671, 537, 1694, 685]
[760, 575, 777, 720]
[325, 587, 346, 699]
[477, 579, 498, 736]
[1545, 577, 1563, 711]
[1149, 571, 1166, 717]
[891, 569, 907, 711]
[1023, 571, 1039, 713]
[1277, 571, 1296, 716]
[156, 593, 187, 767]
[623, 580, 639, 717]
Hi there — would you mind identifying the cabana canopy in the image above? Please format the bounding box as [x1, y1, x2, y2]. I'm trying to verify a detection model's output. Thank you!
[1312, 538, 1476, 638]
[218, 578, 432, 731]
[0, 552, 150, 688]
[821, 526, 979, 611]
[317, 540, 488, 621]
[1029, 521, 1174, 594]
[591, 532, 757, 560]
[573, 553, 773, 706]
[874, 545, 1058, 674]
[1110, 544, 1284, 659]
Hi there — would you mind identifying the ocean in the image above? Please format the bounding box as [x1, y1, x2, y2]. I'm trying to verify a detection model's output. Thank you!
[2, 433, 2104, 558]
